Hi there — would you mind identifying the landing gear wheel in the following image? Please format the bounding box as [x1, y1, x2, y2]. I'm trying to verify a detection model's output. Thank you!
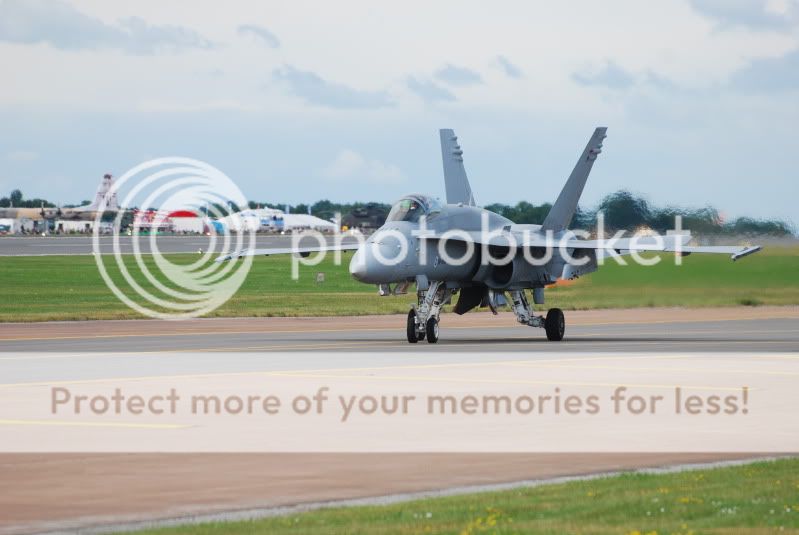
[406, 309, 418, 343]
[426, 317, 439, 344]
[406, 309, 425, 343]
[545, 308, 565, 341]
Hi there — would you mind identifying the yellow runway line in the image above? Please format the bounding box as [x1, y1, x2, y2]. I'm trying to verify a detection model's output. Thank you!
[267, 371, 749, 392]
[0, 419, 189, 429]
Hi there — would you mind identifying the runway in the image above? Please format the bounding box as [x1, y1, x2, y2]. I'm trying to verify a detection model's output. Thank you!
[0, 235, 353, 256]
[1, 306, 796, 355]
[1, 307, 796, 534]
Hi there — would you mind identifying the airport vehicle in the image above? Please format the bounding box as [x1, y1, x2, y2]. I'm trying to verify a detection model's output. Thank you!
[220, 128, 761, 343]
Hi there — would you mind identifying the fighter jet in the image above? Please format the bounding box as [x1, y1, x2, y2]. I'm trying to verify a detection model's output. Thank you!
[220, 128, 761, 343]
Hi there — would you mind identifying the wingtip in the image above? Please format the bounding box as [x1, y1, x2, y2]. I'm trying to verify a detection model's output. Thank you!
[731, 246, 762, 262]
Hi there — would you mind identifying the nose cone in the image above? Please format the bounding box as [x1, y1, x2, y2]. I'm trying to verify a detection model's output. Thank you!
[349, 247, 367, 282]
[349, 242, 399, 283]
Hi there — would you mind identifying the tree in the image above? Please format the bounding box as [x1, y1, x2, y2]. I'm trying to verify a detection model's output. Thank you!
[291, 203, 309, 214]
[728, 217, 793, 236]
[311, 199, 338, 220]
[9, 189, 22, 206]
[597, 190, 651, 230]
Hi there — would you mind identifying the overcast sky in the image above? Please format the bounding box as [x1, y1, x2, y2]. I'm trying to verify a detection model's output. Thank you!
[0, 0, 797, 223]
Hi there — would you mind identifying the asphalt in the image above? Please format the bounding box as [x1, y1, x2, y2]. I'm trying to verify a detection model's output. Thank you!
[1, 307, 796, 534]
[0, 308, 796, 385]
[0, 235, 351, 256]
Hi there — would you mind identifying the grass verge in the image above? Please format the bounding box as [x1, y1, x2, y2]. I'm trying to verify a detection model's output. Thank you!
[128, 458, 799, 535]
[0, 247, 797, 322]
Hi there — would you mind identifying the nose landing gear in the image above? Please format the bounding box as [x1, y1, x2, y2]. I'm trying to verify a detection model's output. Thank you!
[406, 309, 426, 343]
[406, 281, 449, 344]
[425, 316, 439, 343]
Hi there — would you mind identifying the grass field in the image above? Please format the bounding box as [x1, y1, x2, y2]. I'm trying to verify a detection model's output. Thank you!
[129, 458, 799, 535]
[0, 246, 797, 322]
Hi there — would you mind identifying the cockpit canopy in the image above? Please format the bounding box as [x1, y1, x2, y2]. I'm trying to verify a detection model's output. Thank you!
[385, 195, 443, 223]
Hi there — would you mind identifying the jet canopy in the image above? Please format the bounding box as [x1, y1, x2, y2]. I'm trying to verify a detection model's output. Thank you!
[386, 195, 443, 223]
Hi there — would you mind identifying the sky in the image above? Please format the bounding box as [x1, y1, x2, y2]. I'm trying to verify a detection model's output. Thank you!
[0, 0, 797, 223]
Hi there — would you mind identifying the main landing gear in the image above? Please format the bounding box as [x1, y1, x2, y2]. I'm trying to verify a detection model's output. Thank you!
[407, 281, 450, 344]
[406, 285, 565, 343]
[508, 289, 565, 341]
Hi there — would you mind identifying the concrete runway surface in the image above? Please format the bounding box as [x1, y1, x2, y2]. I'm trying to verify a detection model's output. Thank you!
[0, 235, 353, 256]
[0, 307, 796, 534]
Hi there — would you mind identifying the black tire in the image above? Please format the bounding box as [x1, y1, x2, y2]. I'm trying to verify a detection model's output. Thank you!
[426, 316, 439, 344]
[406, 309, 419, 343]
[545, 308, 565, 341]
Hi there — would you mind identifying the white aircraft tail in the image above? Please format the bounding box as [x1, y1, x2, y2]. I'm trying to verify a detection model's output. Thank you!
[82, 173, 119, 212]
[439, 129, 476, 206]
[541, 127, 607, 233]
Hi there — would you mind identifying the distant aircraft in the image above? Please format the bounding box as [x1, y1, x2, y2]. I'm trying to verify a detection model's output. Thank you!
[220, 128, 761, 343]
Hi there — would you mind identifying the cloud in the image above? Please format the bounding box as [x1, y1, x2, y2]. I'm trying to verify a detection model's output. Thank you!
[731, 48, 799, 91]
[4, 150, 38, 162]
[688, 0, 798, 31]
[573, 61, 635, 89]
[406, 77, 456, 103]
[273, 65, 394, 109]
[322, 149, 404, 184]
[494, 55, 523, 79]
[237, 24, 280, 48]
[434, 63, 483, 86]
[0, 0, 212, 54]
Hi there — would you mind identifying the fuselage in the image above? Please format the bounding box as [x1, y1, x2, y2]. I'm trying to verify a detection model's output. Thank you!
[348, 194, 597, 291]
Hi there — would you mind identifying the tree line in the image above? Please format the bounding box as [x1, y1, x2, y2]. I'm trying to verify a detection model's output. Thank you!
[2, 188, 793, 236]
[485, 190, 794, 236]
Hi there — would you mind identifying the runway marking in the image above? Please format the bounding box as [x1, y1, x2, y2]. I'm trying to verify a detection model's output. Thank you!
[0, 337, 794, 361]
[0, 354, 727, 388]
[0, 341, 399, 360]
[196, 341, 399, 353]
[266, 371, 747, 392]
[0, 353, 793, 389]
[1, 315, 796, 342]
[509, 363, 799, 376]
[0, 419, 189, 429]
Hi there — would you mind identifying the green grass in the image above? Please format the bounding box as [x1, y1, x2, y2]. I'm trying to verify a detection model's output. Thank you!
[0, 247, 797, 322]
[128, 458, 799, 535]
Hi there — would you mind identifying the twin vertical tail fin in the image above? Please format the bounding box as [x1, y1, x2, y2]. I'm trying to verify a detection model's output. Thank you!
[541, 127, 607, 233]
[440, 129, 476, 206]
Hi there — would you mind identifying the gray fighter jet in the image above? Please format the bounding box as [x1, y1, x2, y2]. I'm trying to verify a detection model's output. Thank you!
[221, 128, 761, 343]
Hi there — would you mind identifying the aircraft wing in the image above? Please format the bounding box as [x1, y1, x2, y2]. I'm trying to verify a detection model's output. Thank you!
[440, 231, 762, 262]
[565, 239, 762, 261]
[216, 243, 361, 262]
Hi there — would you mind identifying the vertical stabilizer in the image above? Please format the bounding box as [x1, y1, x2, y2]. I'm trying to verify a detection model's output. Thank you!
[440, 129, 476, 206]
[86, 173, 119, 211]
[541, 127, 607, 233]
